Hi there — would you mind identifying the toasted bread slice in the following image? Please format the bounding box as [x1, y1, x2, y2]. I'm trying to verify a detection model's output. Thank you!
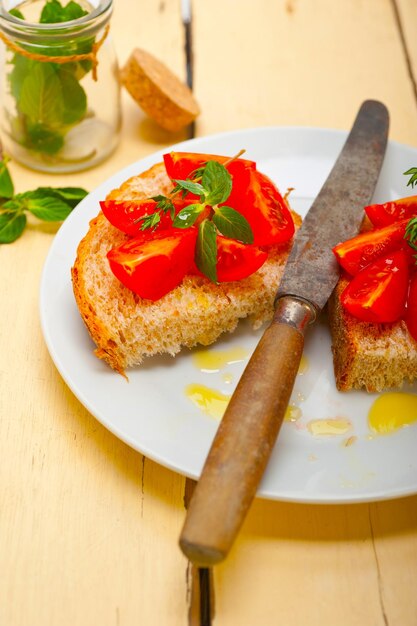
[328, 276, 417, 392]
[71, 162, 301, 374]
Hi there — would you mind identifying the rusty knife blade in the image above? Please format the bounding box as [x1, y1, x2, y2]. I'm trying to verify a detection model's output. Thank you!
[276, 99, 389, 311]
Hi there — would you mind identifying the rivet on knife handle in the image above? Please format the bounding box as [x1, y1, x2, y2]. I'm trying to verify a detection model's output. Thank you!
[179, 297, 315, 566]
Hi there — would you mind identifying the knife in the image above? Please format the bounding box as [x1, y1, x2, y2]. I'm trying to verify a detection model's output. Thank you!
[179, 100, 389, 566]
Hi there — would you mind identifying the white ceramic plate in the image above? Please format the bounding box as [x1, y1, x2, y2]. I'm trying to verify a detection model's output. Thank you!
[40, 127, 417, 504]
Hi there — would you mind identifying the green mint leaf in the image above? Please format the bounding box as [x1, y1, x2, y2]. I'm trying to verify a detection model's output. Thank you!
[19, 64, 64, 126]
[173, 179, 206, 197]
[2, 199, 23, 212]
[0, 211, 26, 243]
[18, 192, 73, 221]
[9, 8, 25, 19]
[173, 204, 205, 228]
[196, 219, 218, 283]
[40, 0, 65, 22]
[40, 0, 87, 24]
[151, 195, 175, 217]
[59, 68, 87, 124]
[404, 168, 417, 189]
[202, 161, 232, 205]
[7, 0, 92, 160]
[62, 0, 89, 21]
[212, 205, 254, 244]
[9, 55, 34, 101]
[140, 213, 161, 231]
[188, 165, 206, 181]
[0, 160, 14, 199]
[28, 187, 87, 208]
[405, 217, 417, 254]
[25, 123, 64, 155]
[36, 187, 88, 207]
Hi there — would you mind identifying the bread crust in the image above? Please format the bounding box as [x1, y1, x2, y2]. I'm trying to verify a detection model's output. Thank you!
[328, 276, 417, 392]
[72, 162, 301, 373]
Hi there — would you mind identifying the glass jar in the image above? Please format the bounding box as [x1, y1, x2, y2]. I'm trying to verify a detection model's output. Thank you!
[0, 0, 121, 172]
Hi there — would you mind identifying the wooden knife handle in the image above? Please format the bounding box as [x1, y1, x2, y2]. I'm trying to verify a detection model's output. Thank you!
[179, 297, 316, 566]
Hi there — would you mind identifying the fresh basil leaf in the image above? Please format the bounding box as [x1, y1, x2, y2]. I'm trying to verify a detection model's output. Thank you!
[151, 195, 175, 217]
[45, 187, 87, 204]
[0, 211, 26, 243]
[26, 186, 87, 208]
[8, 0, 93, 160]
[139, 212, 161, 231]
[9, 8, 25, 19]
[59, 68, 87, 124]
[40, 0, 65, 22]
[202, 161, 232, 205]
[406, 216, 417, 248]
[173, 179, 206, 197]
[25, 123, 64, 155]
[189, 165, 206, 181]
[9, 55, 34, 101]
[404, 168, 417, 189]
[212, 206, 254, 244]
[20, 63, 64, 126]
[196, 219, 218, 283]
[62, 0, 89, 21]
[2, 198, 23, 211]
[0, 160, 14, 199]
[173, 204, 204, 228]
[40, 0, 87, 24]
[19, 192, 73, 221]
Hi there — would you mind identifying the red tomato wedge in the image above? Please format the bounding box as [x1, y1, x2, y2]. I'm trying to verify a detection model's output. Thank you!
[163, 151, 256, 181]
[233, 170, 295, 246]
[216, 235, 267, 282]
[100, 198, 195, 237]
[340, 249, 409, 323]
[164, 152, 294, 246]
[365, 195, 417, 227]
[333, 218, 410, 275]
[107, 228, 197, 301]
[405, 272, 417, 342]
[163, 151, 256, 207]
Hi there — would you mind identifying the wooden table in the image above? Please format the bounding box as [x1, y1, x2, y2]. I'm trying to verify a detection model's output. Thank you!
[2, 1, 417, 624]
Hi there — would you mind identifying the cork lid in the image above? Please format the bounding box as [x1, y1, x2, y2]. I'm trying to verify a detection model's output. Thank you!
[121, 48, 200, 132]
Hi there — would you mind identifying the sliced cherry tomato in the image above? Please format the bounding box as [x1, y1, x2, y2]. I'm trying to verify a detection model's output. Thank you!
[100, 198, 194, 237]
[365, 195, 417, 227]
[405, 272, 417, 342]
[340, 249, 409, 323]
[107, 228, 197, 301]
[100, 199, 169, 236]
[164, 152, 294, 246]
[333, 218, 409, 275]
[163, 151, 256, 207]
[216, 235, 267, 282]
[163, 151, 256, 181]
[231, 170, 295, 246]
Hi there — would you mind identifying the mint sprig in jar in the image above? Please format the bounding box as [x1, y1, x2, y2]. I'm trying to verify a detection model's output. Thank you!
[0, 0, 121, 172]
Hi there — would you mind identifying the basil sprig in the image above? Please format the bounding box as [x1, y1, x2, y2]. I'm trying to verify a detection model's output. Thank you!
[143, 159, 253, 282]
[0, 156, 87, 243]
[8, 0, 93, 158]
[196, 219, 218, 283]
[405, 167, 417, 189]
